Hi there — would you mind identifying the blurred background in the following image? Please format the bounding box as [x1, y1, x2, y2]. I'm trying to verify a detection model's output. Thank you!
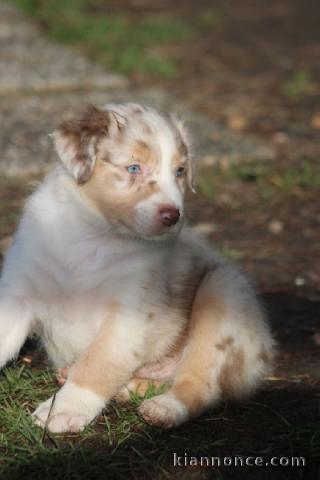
[0, 1, 319, 478]
[1, 0, 319, 291]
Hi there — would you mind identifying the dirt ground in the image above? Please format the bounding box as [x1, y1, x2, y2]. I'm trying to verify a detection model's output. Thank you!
[1, 0, 319, 478]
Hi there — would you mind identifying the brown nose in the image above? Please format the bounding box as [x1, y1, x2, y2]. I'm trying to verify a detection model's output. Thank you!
[159, 206, 180, 227]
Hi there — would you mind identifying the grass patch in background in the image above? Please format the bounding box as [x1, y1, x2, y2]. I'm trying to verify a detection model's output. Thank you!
[198, 8, 221, 27]
[197, 159, 320, 200]
[282, 71, 317, 99]
[11, 0, 191, 78]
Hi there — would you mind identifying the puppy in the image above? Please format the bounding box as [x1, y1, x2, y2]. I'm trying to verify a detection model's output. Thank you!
[0, 103, 274, 432]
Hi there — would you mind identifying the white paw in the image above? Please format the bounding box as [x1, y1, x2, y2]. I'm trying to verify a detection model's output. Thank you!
[138, 393, 188, 428]
[32, 382, 105, 433]
[32, 398, 91, 433]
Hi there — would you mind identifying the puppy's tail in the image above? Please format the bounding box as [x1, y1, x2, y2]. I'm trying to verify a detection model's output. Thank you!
[0, 295, 33, 369]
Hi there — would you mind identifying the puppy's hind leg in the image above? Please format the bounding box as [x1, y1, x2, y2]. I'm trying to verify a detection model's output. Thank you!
[0, 294, 33, 369]
[139, 266, 275, 428]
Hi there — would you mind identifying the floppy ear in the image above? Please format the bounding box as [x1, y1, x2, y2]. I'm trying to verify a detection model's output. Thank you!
[171, 114, 195, 192]
[51, 106, 123, 184]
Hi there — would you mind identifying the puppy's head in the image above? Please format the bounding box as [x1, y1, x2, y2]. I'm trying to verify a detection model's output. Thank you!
[52, 103, 194, 239]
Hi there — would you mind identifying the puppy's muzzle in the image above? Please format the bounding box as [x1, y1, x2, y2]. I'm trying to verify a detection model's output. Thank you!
[158, 206, 180, 227]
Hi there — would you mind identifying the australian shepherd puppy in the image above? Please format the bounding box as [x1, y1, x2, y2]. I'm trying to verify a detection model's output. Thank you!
[0, 103, 274, 432]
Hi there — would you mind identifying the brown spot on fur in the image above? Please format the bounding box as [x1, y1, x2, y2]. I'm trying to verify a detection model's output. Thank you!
[133, 140, 157, 168]
[218, 346, 245, 397]
[147, 312, 155, 321]
[112, 171, 124, 182]
[215, 336, 234, 351]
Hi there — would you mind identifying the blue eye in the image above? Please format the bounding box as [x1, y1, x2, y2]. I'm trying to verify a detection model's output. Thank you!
[127, 164, 141, 174]
[175, 166, 186, 177]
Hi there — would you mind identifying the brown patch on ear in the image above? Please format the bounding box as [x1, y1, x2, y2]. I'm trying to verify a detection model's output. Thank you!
[60, 105, 110, 138]
[54, 106, 112, 184]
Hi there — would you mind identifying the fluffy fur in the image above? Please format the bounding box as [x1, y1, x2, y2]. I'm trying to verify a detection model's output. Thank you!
[0, 103, 275, 432]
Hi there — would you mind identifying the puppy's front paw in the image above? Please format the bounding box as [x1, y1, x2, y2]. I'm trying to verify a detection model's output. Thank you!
[33, 400, 89, 433]
[32, 382, 105, 433]
[138, 393, 188, 428]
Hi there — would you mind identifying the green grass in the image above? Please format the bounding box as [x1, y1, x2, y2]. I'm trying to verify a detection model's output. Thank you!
[282, 71, 316, 99]
[0, 360, 229, 479]
[196, 160, 320, 200]
[198, 8, 220, 27]
[268, 161, 320, 191]
[11, 0, 191, 78]
[0, 362, 157, 478]
[1, 357, 319, 479]
[221, 246, 244, 261]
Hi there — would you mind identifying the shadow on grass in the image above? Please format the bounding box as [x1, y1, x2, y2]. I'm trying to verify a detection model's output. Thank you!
[2, 385, 318, 480]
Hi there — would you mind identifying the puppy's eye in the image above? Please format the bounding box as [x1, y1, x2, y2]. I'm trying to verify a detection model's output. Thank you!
[127, 164, 141, 174]
[175, 166, 186, 178]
